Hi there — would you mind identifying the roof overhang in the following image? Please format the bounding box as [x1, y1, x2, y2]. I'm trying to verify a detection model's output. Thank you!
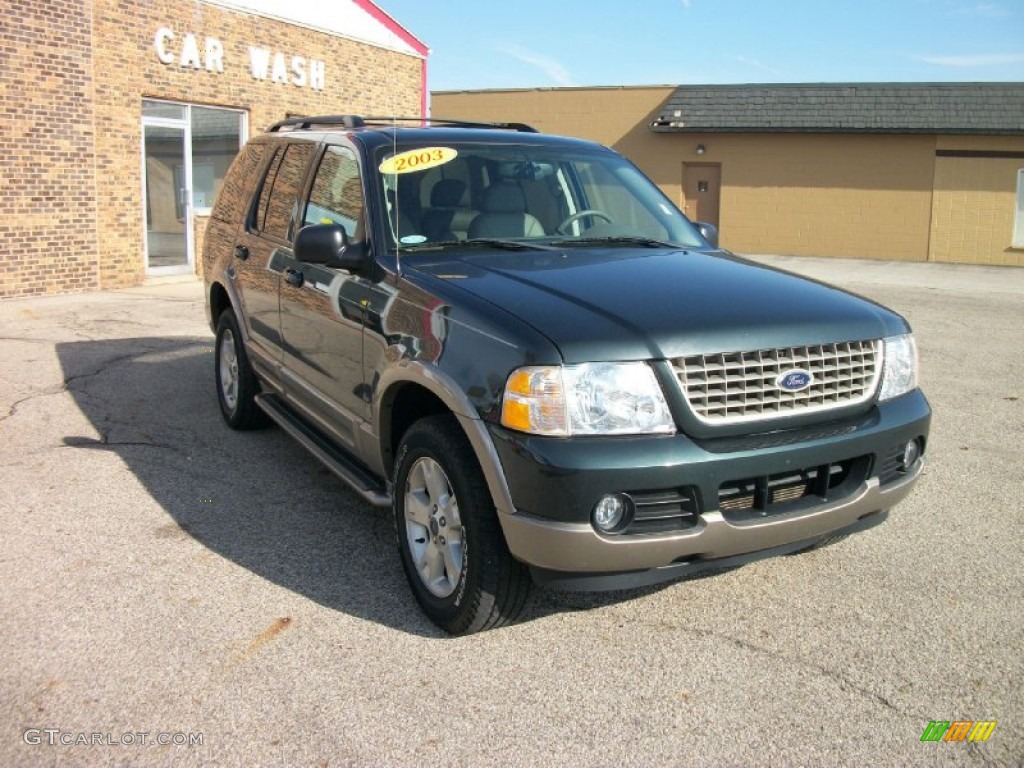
[202, 0, 429, 58]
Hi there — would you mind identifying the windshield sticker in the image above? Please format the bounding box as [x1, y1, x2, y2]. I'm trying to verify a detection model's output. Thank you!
[379, 147, 458, 175]
[400, 234, 428, 244]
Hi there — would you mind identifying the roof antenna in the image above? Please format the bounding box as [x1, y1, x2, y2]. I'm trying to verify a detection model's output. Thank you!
[389, 65, 402, 278]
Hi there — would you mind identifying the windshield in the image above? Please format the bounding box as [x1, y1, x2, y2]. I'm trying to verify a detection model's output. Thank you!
[375, 141, 707, 251]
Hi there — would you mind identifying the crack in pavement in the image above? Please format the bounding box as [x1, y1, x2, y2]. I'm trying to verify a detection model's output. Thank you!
[61, 435, 181, 452]
[652, 620, 912, 718]
[1, 386, 69, 423]
[1, 340, 199, 424]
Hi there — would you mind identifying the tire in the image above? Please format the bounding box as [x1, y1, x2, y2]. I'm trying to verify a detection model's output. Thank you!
[214, 309, 268, 430]
[393, 415, 531, 634]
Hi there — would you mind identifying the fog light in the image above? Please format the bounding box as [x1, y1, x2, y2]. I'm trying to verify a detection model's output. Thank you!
[902, 438, 921, 469]
[593, 494, 630, 533]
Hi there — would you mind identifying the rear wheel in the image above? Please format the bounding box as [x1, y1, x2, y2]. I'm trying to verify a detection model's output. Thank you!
[214, 309, 267, 430]
[393, 415, 531, 634]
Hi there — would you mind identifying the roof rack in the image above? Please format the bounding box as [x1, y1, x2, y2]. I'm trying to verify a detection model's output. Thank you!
[267, 115, 538, 133]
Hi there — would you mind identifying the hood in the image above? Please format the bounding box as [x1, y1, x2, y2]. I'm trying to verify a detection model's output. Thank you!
[409, 248, 908, 363]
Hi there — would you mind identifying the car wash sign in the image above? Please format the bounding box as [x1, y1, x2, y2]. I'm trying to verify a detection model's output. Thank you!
[153, 27, 326, 91]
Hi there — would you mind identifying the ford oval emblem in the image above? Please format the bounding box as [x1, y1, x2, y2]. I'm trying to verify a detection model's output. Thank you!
[777, 369, 814, 393]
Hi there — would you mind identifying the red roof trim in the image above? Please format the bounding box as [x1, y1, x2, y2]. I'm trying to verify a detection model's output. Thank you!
[351, 0, 430, 57]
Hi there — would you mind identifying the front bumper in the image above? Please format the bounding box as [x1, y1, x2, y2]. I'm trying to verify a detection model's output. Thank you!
[501, 464, 917, 577]
[489, 389, 930, 581]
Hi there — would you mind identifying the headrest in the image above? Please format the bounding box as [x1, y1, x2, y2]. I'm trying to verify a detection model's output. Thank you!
[482, 182, 526, 214]
[430, 178, 466, 208]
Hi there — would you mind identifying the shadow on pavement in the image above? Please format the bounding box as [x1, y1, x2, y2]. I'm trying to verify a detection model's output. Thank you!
[56, 337, 687, 637]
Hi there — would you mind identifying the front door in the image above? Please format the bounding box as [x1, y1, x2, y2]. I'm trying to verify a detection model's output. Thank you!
[682, 163, 722, 228]
[279, 144, 370, 450]
[143, 122, 191, 274]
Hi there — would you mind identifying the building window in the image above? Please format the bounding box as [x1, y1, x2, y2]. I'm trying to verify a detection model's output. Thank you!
[190, 106, 246, 213]
[1015, 169, 1024, 248]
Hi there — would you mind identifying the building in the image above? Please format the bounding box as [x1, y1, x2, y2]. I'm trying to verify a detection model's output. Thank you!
[433, 83, 1024, 267]
[2, 0, 427, 298]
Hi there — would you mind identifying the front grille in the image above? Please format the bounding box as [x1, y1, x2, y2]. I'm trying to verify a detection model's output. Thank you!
[877, 444, 907, 485]
[674, 340, 882, 425]
[717, 456, 869, 522]
[623, 487, 699, 534]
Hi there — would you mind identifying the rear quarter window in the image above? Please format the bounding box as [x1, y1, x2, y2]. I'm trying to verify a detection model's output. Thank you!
[251, 143, 315, 241]
[210, 141, 266, 224]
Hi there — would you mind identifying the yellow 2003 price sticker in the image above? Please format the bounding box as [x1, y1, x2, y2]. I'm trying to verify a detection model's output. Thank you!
[379, 147, 458, 175]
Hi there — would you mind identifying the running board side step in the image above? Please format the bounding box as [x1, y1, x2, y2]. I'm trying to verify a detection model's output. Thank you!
[255, 393, 391, 508]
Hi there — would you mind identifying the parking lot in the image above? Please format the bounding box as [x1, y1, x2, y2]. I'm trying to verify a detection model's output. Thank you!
[1, 256, 1021, 767]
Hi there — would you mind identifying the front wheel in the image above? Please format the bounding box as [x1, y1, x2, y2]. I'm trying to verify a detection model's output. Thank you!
[393, 416, 531, 634]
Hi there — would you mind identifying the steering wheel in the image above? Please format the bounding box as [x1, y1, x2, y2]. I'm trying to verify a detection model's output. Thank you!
[555, 210, 613, 235]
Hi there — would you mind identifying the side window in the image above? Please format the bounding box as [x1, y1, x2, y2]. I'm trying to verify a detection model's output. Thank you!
[252, 143, 315, 241]
[304, 145, 365, 240]
[211, 141, 266, 224]
[252, 146, 283, 233]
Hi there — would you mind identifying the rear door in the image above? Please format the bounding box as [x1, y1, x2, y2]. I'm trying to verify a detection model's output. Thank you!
[232, 141, 316, 381]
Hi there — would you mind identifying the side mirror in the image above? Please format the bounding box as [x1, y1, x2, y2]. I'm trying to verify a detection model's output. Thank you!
[696, 221, 719, 248]
[294, 224, 367, 271]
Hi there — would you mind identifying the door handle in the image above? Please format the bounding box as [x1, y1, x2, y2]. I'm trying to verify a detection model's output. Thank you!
[284, 268, 304, 287]
[234, 245, 249, 260]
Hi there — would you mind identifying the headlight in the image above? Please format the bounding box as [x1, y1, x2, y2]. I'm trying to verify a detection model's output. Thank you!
[501, 362, 675, 436]
[878, 334, 919, 401]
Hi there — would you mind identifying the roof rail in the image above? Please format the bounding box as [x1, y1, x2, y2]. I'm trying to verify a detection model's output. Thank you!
[268, 115, 366, 132]
[267, 115, 538, 134]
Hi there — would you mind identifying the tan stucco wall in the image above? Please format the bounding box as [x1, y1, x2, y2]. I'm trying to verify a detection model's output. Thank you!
[656, 132, 936, 260]
[929, 136, 1023, 267]
[433, 87, 1024, 266]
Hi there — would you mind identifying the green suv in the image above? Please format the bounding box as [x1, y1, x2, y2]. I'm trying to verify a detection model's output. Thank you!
[203, 115, 930, 634]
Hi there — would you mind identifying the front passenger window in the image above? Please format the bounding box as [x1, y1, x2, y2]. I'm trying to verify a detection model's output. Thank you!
[304, 146, 365, 241]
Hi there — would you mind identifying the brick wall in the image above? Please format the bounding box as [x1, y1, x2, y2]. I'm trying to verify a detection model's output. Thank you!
[1, 0, 100, 297]
[92, 0, 421, 290]
[193, 213, 209, 280]
[2, 0, 422, 298]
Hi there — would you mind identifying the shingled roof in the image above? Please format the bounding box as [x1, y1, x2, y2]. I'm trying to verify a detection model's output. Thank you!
[650, 83, 1024, 134]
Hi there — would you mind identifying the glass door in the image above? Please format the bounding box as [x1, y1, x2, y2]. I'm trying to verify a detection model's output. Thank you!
[142, 121, 191, 274]
[142, 101, 246, 277]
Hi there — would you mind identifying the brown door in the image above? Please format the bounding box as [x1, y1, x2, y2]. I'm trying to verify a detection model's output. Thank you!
[682, 163, 721, 227]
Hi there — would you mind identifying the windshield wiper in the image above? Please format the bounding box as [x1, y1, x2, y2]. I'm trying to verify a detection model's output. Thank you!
[401, 238, 557, 252]
[552, 236, 680, 249]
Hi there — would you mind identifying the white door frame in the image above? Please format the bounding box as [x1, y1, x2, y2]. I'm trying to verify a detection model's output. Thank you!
[141, 112, 194, 276]
[140, 101, 249, 277]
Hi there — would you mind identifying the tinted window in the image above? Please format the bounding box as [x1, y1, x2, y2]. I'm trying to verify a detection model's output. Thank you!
[378, 142, 705, 249]
[304, 146, 365, 240]
[254, 143, 315, 241]
[211, 141, 265, 224]
[252, 147, 283, 233]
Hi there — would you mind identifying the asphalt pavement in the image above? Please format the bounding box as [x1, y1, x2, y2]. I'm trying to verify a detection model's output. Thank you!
[0, 256, 1021, 767]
